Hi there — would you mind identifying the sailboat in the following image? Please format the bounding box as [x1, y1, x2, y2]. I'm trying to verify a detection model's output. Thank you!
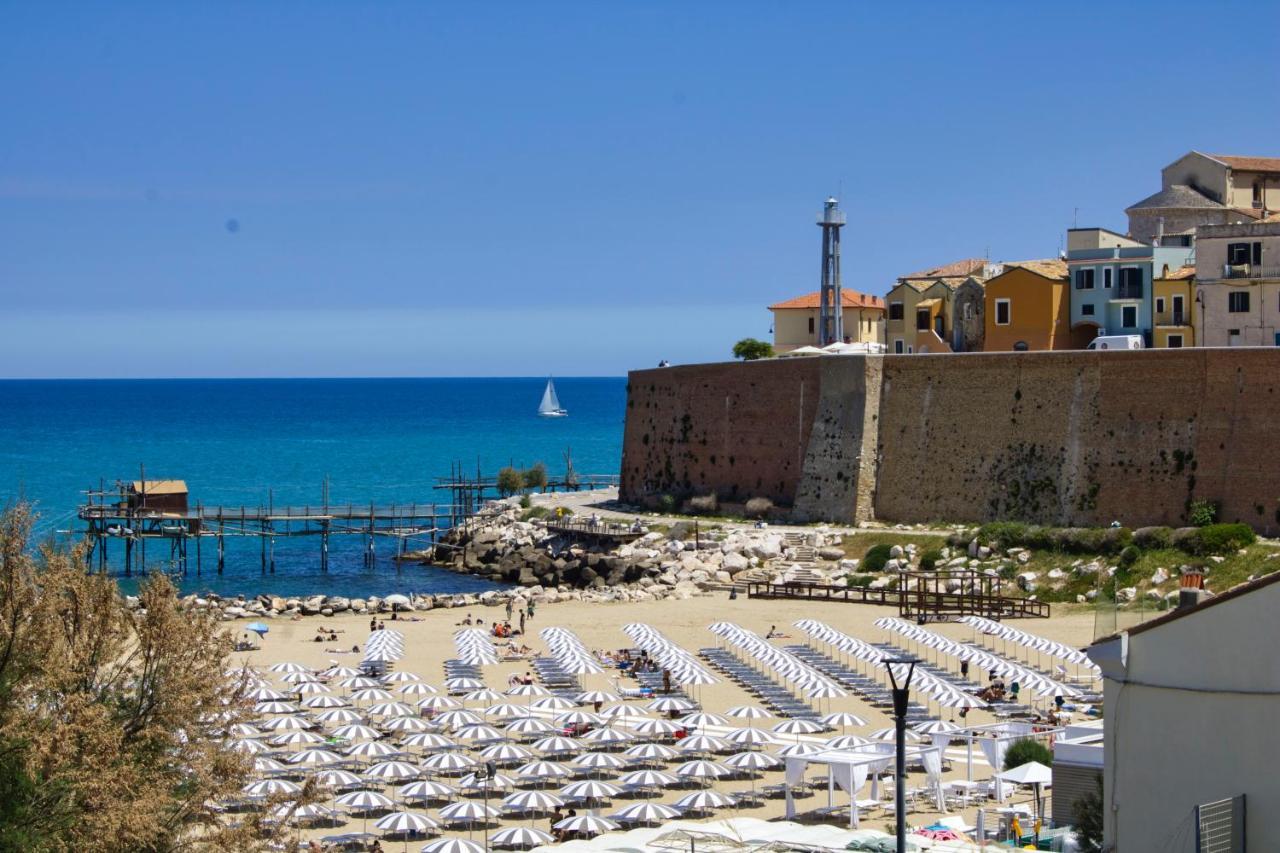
[538, 377, 568, 418]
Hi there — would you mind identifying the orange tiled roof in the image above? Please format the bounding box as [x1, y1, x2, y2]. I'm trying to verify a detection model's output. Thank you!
[1214, 154, 1280, 174]
[998, 259, 1070, 280]
[768, 290, 887, 311]
[898, 258, 987, 281]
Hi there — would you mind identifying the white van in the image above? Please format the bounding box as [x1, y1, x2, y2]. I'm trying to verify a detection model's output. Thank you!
[1087, 335, 1144, 350]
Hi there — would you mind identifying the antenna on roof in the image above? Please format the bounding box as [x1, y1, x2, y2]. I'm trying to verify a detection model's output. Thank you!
[1073, 207, 1079, 229]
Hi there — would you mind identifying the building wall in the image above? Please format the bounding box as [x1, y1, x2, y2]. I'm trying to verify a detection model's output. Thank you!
[983, 269, 1070, 351]
[1153, 277, 1194, 347]
[772, 307, 885, 352]
[1194, 281, 1280, 347]
[620, 350, 1280, 533]
[951, 279, 985, 352]
[1225, 170, 1280, 211]
[1161, 151, 1229, 202]
[1097, 579, 1280, 850]
[1128, 208, 1233, 245]
[885, 283, 924, 354]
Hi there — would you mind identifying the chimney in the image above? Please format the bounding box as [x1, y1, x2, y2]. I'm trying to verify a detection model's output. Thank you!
[1178, 566, 1207, 610]
[1154, 217, 1165, 247]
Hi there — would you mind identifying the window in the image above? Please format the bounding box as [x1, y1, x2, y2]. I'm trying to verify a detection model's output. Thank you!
[808, 317, 815, 334]
[1122, 305, 1137, 328]
[1119, 267, 1142, 287]
[1103, 268, 1113, 289]
[1075, 269, 1095, 290]
[893, 339, 904, 354]
[1167, 334, 1184, 348]
[1229, 291, 1251, 313]
[995, 299, 1011, 325]
[1155, 297, 1165, 314]
[963, 303, 974, 320]
[1227, 242, 1262, 266]
[1254, 181, 1264, 208]
[915, 308, 930, 331]
[889, 302, 904, 320]
[1081, 304, 1095, 317]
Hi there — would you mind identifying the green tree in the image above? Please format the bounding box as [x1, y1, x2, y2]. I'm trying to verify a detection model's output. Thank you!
[1004, 737, 1053, 769]
[496, 466, 524, 497]
[1072, 773, 1105, 852]
[522, 462, 548, 492]
[732, 338, 774, 361]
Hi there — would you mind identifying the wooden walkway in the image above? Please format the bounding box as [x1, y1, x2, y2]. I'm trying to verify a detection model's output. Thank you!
[744, 581, 1050, 620]
[544, 519, 646, 543]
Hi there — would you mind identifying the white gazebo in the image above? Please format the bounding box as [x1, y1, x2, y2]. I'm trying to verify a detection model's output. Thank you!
[783, 745, 946, 828]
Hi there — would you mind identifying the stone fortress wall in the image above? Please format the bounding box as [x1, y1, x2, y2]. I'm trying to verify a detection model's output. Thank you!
[620, 349, 1280, 534]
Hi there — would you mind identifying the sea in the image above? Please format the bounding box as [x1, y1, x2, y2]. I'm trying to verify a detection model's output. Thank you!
[0, 378, 626, 599]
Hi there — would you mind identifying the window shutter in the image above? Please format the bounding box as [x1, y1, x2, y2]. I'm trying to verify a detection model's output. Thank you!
[1253, 242, 1263, 265]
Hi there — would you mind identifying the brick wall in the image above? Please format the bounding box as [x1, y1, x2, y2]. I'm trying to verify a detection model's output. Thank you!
[621, 350, 1280, 533]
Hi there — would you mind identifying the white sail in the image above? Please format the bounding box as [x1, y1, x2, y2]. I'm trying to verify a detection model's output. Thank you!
[538, 378, 566, 416]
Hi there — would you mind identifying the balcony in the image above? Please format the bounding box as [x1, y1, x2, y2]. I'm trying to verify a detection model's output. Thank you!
[1155, 311, 1189, 327]
[1222, 263, 1280, 280]
[1113, 284, 1144, 300]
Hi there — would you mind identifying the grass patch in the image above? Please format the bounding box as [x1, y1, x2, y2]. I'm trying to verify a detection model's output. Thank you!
[837, 532, 949, 561]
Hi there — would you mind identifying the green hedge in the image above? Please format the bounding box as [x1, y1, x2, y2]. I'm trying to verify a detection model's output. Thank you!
[1173, 523, 1256, 556]
[919, 548, 944, 571]
[863, 544, 893, 573]
[976, 522, 1131, 554]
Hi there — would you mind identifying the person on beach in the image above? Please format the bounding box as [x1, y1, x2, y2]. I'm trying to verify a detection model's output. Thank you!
[369, 617, 377, 632]
[527, 600, 535, 620]
[519, 611, 526, 633]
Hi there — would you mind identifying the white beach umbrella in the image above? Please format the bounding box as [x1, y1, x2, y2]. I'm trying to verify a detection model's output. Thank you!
[346, 739, 401, 760]
[776, 742, 826, 757]
[560, 779, 622, 801]
[869, 727, 922, 743]
[480, 742, 533, 763]
[227, 737, 271, 755]
[305, 694, 349, 709]
[576, 690, 619, 705]
[421, 838, 484, 853]
[680, 712, 727, 729]
[288, 748, 342, 767]
[253, 756, 287, 774]
[502, 789, 564, 812]
[420, 751, 476, 773]
[332, 724, 382, 742]
[506, 684, 550, 698]
[820, 711, 867, 729]
[531, 696, 576, 711]
[271, 729, 326, 748]
[914, 720, 963, 735]
[556, 710, 603, 727]
[228, 723, 264, 738]
[398, 682, 438, 698]
[772, 719, 824, 736]
[243, 778, 301, 797]
[552, 814, 618, 837]
[272, 801, 339, 823]
[336, 790, 395, 811]
[270, 662, 312, 674]
[254, 700, 298, 714]
[515, 760, 572, 782]
[436, 709, 483, 729]
[383, 715, 431, 734]
[599, 704, 647, 721]
[397, 779, 456, 806]
[484, 702, 530, 720]
[437, 800, 499, 823]
[725, 750, 781, 771]
[505, 717, 555, 737]
[365, 760, 421, 782]
[464, 688, 504, 704]
[489, 827, 554, 850]
[342, 676, 382, 690]
[618, 769, 678, 789]
[454, 723, 504, 743]
[611, 802, 681, 826]
[573, 752, 625, 771]
[673, 789, 737, 812]
[324, 665, 363, 678]
[353, 688, 395, 703]
[383, 671, 423, 684]
[825, 734, 872, 749]
[675, 759, 730, 786]
[260, 714, 310, 731]
[623, 742, 678, 762]
[580, 726, 632, 746]
[375, 810, 439, 834]
[401, 732, 457, 751]
[446, 677, 485, 692]
[648, 697, 695, 713]
[531, 735, 580, 754]
[313, 769, 364, 790]
[677, 734, 730, 754]
[725, 705, 770, 721]
[630, 718, 681, 737]
[369, 701, 417, 718]
[459, 771, 515, 791]
[418, 695, 462, 711]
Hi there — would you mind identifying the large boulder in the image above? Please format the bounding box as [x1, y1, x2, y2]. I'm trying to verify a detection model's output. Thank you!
[722, 552, 749, 574]
[818, 546, 845, 562]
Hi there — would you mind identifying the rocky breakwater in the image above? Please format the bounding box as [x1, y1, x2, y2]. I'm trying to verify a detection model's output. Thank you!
[436, 505, 816, 595]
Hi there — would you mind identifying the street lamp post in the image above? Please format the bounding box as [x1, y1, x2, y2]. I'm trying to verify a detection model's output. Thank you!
[884, 657, 918, 853]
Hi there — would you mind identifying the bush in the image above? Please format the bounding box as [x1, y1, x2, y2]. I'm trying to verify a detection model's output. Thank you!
[1003, 737, 1053, 770]
[976, 522, 1030, 549]
[846, 574, 875, 588]
[1118, 545, 1140, 568]
[522, 462, 548, 492]
[981, 522, 1130, 554]
[1178, 523, 1256, 556]
[520, 506, 551, 521]
[496, 466, 524, 497]
[732, 338, 774, 361]
[1133, 526, 1173, 550]
[657, 494, 677, 514]
[1188, 499, 1218, 527]
[919, 548, 944, 571]
[1072, 774, 1105, 853]
[519, 494, 532, 509]
[685, 494, 718, 515]
[744, 497, 773, 519]
[863, 544, 894, 573]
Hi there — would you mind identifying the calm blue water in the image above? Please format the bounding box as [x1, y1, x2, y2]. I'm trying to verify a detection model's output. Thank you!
[0, 378, 625, 598]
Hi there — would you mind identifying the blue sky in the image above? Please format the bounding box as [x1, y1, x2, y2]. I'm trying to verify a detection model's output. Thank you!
[2, 1, 1277, 377]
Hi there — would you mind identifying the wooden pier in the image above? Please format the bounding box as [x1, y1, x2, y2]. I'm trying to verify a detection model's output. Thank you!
[745, 573, 1050, 621]
[78, 465, 621, 577]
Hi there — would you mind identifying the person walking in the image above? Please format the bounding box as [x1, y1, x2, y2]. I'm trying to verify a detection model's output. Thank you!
[505, 598, 514, 620]
[527, 599, 535, 620]
[519, 610, 526, 634]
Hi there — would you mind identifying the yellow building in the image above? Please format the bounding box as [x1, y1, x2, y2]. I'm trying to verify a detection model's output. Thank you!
[982, 259, 1081, 351]
[768, 290, 886, 353]
[884, 258, 990, 353]
[1153, 265, 1195, 348]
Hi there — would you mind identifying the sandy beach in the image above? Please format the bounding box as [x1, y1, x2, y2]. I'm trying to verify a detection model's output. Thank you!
[233, 593, 1097, 847]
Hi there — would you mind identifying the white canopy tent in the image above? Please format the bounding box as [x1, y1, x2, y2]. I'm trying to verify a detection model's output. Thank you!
[783, 745, 946, 828]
